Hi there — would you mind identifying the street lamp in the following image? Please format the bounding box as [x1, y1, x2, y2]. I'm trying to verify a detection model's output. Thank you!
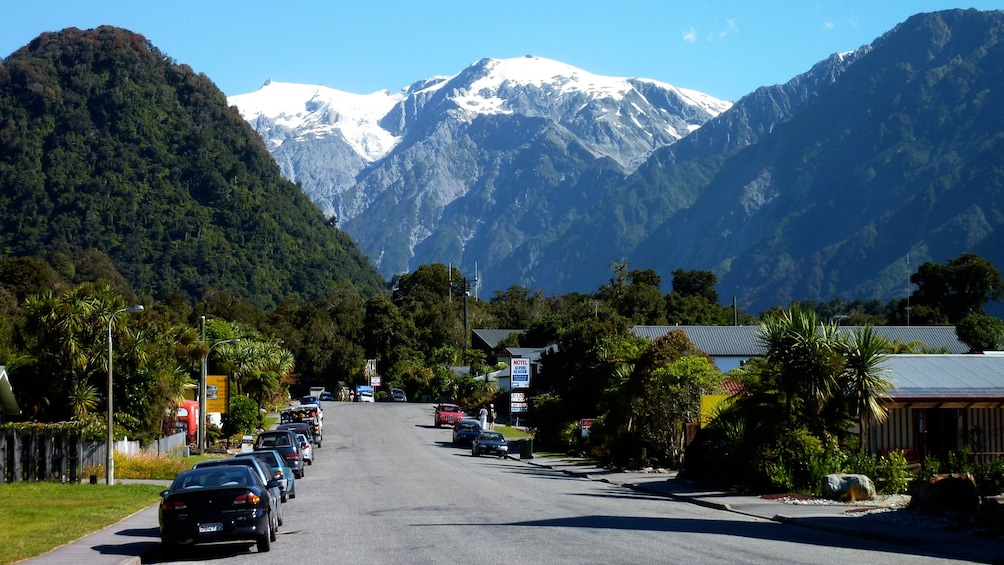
[107, 304, 144, 486]
[199, 336, 241, 454]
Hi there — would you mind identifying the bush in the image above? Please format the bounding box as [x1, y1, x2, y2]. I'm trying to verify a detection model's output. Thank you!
[843, 451, 877, 477]
[976, 456, 1004, 497]
[756, 427, 826, 493]
[875, 450, 912, 494]
[222, 395, 258, 436]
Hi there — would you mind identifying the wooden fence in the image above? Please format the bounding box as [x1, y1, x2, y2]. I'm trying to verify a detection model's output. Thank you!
[1, 428, 186, 483]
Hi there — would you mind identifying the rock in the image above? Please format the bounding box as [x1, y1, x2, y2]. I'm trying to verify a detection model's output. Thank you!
[909, 473, 979, 514]
[823, 474, 876, 502]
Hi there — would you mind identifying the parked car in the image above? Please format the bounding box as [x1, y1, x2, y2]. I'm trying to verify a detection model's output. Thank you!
[452, 419, 482, 446]
[233, 450, 296, 501]
[277, 421, 320, 448]
[300, 395, 322, 411]
[159, 465, 279, 554]
[472, 430, 509, 458]
[435, 403, 464, 427]
[390, 388, 407, 402]
[319, 391, 336, 401]
[253, 430, 305, 479]
[295, 433, 314, 465]
[193, 456, 283, 526]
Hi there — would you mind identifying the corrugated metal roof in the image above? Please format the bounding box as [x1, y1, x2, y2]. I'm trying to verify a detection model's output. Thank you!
[630, 325, 968, 356]
[883, 355, 1004, 398]
[631, 326, 763, 356]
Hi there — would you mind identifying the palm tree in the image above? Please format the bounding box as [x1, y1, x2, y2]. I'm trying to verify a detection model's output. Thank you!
[841, 326, 892, 453]
[67, 379, 99, 420]
[758, 306, 844, 424]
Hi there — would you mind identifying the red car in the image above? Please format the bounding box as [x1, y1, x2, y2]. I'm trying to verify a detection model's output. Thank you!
[434, 403, 464, 427]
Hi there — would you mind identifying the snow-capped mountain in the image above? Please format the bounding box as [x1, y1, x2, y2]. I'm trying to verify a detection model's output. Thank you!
[229, 55, 731, 277]
[228, 54, 730, 218]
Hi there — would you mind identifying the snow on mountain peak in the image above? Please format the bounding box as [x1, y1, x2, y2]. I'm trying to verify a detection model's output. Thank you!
[228, 81, 403, 162]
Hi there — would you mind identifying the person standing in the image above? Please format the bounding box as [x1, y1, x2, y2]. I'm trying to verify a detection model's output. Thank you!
[478, 405, 488, 429]
[487, 404, 496, 429]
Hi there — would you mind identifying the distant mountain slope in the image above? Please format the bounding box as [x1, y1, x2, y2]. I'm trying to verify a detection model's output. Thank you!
[0, 26, 385, 308]
[231, 9, 1004, 314]
[631, 8, 1004, 312]
[229, 56, 731, 279]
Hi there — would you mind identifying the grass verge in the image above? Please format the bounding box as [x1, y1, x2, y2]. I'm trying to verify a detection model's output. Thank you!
[0, 481, 164, 564]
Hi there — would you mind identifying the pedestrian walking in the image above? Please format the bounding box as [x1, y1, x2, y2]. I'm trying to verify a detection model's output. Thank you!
[478, 405, 488, 429]
[487, 404, 496, 429]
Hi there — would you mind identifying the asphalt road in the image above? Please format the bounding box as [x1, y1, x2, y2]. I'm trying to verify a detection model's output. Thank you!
[148, 402, 974, 565]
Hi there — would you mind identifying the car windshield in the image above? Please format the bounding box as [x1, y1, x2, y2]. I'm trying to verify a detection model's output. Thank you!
[442, 406, 460, 412]
[459, 422, 478, 430]
[480, 432, 503, 441]
[174, 468, 250, 490]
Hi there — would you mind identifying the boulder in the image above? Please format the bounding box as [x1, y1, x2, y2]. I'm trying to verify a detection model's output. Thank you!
[909, 473, 979, 513]
[822, 474, 876, 502]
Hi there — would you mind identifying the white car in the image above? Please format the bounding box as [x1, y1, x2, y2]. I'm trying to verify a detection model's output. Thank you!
[357, 391, 374, 402]
[295, 433, 313, 465]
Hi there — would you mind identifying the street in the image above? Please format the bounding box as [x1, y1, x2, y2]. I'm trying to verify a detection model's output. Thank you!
[150, 401, 973, 564]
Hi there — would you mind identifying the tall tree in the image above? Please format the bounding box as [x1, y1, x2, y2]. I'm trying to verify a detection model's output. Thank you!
[839, 326, 892, 453]
[907, 253, 1004, 323]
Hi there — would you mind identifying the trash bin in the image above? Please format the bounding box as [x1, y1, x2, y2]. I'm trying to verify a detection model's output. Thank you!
[519, 438, 534, 460]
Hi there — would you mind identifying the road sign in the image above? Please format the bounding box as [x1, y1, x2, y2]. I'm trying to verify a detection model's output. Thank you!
[511, 358, 530, 389]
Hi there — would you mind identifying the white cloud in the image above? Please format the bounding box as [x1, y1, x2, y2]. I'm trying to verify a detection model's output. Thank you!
[823, 21, 834, 30]
[682, 27, 697, 43]
[718, 19, 738, 39]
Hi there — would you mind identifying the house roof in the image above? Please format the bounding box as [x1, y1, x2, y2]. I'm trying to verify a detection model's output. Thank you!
[882, 354, 1004, 399]
[0, 366, 20, 416]
[472, 329, 524, 350]
[630, 325, 969, 356]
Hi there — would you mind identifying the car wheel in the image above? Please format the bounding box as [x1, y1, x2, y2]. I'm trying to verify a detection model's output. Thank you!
[257, 520, 272, 552]
[281, 491, 287, 503]
[277, 503, 283, 526]
[435, 421, 441, 428]
[271, 514, 279, 541]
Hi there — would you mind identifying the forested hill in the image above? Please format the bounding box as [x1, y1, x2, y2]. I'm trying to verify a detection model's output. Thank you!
[0, 26, 385, 308]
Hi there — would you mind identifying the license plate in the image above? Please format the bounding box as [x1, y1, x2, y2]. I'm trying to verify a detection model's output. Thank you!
[199, 522, 223, 533]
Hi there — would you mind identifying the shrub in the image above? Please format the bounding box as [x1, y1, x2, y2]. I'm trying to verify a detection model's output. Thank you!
[843, 451, 877, 477]
[875, 450, 912, 494]
[756, 427, 825, 493]
[976, 456, 1004, 497]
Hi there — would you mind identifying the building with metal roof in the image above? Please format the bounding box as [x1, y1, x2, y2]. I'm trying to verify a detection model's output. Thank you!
[630, 325, 970, 372]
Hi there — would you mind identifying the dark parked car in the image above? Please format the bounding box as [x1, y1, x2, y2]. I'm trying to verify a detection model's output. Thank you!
[452, 419, 482, 446]
[159, 466, 279, 554]
[277, 422, 320, 447]
[319, 391, 336, 401]
[472, 430, 509, 458]
[254, 430, 304, 478]
[193, 456, 283, 526]
[233, 450, 296, 501]
[390, 388, 407, 402]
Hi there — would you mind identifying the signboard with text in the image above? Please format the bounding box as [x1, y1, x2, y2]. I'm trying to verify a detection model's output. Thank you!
[206, 375, 228, 413]
[510, 391, 527, 413]
[511, 358, 530, 389]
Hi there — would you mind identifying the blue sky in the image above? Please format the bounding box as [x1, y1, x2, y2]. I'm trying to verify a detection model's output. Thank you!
[2, 1, 1001, 101]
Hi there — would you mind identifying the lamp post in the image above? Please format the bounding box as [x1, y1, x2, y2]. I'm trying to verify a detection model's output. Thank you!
[199, 335, 240, 454]
[107, 304, 144, 486]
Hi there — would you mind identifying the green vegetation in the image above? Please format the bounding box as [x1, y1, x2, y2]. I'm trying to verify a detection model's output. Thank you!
[0, 482, 164, 563]
[0, 26, 384, 310]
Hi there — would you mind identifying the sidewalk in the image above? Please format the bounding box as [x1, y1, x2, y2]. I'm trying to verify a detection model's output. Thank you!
[518, 453, 1004, 565]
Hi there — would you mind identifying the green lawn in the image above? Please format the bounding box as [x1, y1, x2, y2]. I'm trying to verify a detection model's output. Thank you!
[0, 482, 164, 564]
